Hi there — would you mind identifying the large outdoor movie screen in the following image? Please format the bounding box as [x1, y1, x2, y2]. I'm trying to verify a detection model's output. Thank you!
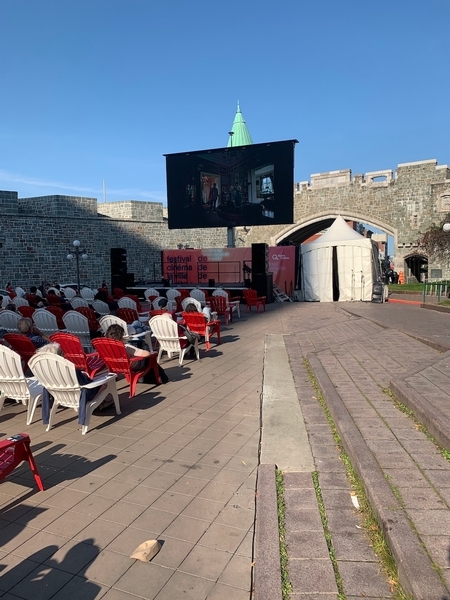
[165, 139, 297, 230]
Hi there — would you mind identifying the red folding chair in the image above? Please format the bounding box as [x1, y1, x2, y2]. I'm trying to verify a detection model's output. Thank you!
[3, 334, 37, 370]
[92, 338, 161, 397]
[46, 305, 66, 329]
[0, 434, 44, 490]
[209, 296, 232, 325]
[50, 332, 106, 378]
[181, 312, 220, 350]
[75, 306, 101, 332]
[17, 306, 36, 320]
[117, 307, 140, 325]
[243, 289, 266, 313]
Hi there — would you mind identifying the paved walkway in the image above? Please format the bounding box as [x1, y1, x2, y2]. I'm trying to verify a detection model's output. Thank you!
[2, 301, 450, 598]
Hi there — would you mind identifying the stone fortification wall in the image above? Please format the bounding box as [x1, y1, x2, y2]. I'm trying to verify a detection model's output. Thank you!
[238, 159, 450, 275]
[2, 158, 450, 288]
[0, 193, 226, 289]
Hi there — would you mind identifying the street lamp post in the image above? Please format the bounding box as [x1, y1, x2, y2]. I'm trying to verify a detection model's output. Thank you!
[67, 240, 88, 294]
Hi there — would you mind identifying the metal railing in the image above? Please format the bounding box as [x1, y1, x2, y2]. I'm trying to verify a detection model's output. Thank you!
[422, 281, 450, 303]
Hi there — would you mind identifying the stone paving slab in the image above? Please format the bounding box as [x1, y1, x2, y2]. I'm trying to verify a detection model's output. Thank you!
[283, 303, 450, 599]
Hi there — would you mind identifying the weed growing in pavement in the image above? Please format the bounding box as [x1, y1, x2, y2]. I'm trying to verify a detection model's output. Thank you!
[382, 388, 450, 462]
[312, 471, 345, 599]
[304, 359, 411, 600]
[275, 469, 292, 600]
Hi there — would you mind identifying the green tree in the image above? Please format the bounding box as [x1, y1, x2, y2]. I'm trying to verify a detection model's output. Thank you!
[419, 214, 450, 262]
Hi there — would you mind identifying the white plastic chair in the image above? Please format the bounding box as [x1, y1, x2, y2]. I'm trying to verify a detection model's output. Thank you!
[80, 288, 95, 303]
[181, 297, 202, 312]
[15, 286, 26, 298]
[63, 287, 77, 300]
[33, 309, 61, 337]
[92, 300, 110, 316]
[190, 289, 206, 306]
[71, 297, 89, 309]
[212, 288, 241, 318]
[0, 310, 22, 333]
[62, 310, 93, 352]
[144, 288, 160, 302]
[12, 296, 29, 308]
[1, 295, 10, 308]
[99, 315, 153, 351]
[166, 289, 181, 302]
[28, 352, 120, 435]
[149, 315, 198, 366]
[0, 345, 43, 425]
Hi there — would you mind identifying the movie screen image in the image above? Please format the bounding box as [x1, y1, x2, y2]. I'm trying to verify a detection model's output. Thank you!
[165, 139, 297, 230]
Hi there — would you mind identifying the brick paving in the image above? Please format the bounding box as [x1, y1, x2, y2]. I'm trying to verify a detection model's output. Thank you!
[2, 301, 450, 598]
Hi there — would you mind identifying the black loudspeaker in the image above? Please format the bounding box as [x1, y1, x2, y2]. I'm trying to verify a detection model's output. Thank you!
[252, 273, 274, 303]
[111, 248, 127, 290]
[126, 273, 135, 287]
[252, 243, 269, 274]
[208, 279, 215, 287]
[162, 278, 170, 287]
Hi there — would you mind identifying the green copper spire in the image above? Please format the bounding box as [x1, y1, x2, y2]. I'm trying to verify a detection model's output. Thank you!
[227, 102, 253, 147]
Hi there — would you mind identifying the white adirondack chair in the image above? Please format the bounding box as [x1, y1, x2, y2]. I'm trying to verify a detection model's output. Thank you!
[181, 297, 202, 312]
[144, 288, 160, 302]
[0, 345, 43, 424]
[0, 310, 22, 333]
[33, 309, 61, 337]
[12, 296, 29, 308]
[63, 287, 77, 300]
[99, 315, 152, 351]
[28, 352, 120, 434]
[149, 315, 198, 365]
[190, 289, 206, 306]
[92, 300, 110, 317]
[62, 311, 93, 352]
[166, 289, 181, 302]
[70, 297, 89, 309]
[80, 288, 95, 303]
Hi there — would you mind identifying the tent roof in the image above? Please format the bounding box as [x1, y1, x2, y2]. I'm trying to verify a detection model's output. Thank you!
[303, 216, 369, 248]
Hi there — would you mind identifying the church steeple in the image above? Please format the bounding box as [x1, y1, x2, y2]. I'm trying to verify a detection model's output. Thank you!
[227, 102, 253, 147]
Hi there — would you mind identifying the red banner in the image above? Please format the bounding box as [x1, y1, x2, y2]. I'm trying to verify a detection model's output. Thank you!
[162, 246, 296, 291]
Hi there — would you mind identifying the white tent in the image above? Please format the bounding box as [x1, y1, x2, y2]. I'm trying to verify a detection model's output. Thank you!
[301, 217, 378, 302]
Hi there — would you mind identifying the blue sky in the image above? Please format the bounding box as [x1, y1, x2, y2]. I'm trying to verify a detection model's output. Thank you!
[1, 0, 449, 206]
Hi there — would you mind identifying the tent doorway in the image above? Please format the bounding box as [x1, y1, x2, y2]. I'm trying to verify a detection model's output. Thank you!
[332, 246, 340, 301]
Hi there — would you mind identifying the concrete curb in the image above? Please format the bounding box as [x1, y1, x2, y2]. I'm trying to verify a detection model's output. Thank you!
[254, 464, 282, 600]
[421, 303, 450, 314]
[308, 351, 449, 600]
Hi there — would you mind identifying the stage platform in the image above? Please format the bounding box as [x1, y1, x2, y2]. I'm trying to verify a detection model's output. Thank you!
[127, 284, 248, 300]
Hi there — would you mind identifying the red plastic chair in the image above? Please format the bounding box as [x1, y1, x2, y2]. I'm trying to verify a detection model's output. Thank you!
[0, 434, 44, 490]
[75, 307, 100, 331]
[46, 293, 64, 307]
[117, 307, 139, 325]
[92, 338, 161, 397]
[46, 306, 66, 329]
[3, 334, 37, 370]
[209, 296, 232, 325]
[181, 312, 220, 350]
[243, 289, 266, 313]
[50, 332, 106, 378]
[17, 306, 36, 320]
[178, 289, 191, 300]
[113, 287, 125, 299]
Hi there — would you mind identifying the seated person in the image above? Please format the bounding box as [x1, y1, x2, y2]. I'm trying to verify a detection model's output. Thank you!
[95, 288, 119, 312]
[105, 324, 168, 383]
[25, 286, 46, 308]
[46, 289, 71, 310]
[17, 318, 50, 349]
[159, 299, 200, 357]
[36, 342, 111, 417]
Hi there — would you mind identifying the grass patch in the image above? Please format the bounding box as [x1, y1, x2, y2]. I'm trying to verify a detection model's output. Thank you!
[276, 469, 292, 600]
[304, 359, 411, 600]
[388, 283, 423, 292]
[438, 299, 450, 306]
